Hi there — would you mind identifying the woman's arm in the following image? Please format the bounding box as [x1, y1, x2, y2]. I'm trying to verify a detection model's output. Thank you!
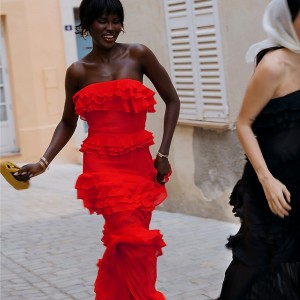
[138, 45, 180, 182]
[237, 53, 291, 218]
[42, 66, 79, 163]
[14, 65, 80, 181]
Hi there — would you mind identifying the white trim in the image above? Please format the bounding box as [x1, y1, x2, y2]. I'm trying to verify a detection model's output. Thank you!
[59, 0, 82, 68]
[0, 20, 18, 155]
[207, 0, 228, 120]
[59, 0, 87, 149]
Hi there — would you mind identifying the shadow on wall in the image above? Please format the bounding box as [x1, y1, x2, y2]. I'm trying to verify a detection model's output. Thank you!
[162, 126, 245, 223]
[194, 127, 244, 201]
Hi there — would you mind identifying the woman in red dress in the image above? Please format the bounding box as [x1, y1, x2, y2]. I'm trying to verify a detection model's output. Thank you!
[14, 0, 180, 299]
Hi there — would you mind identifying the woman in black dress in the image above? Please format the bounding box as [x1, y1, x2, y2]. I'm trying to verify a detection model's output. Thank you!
[218, 0, 300, 299]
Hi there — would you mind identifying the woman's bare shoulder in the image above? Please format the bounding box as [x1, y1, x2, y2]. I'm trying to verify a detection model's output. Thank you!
[124, 43, 153, 58]
[261, 49, 285, 68]
[64, 61, 88, 95]
[66, 60, 86, 79]
[257, 49, 300, 95]
[255, 50, 286, 83]
[65, 60, 88, 90]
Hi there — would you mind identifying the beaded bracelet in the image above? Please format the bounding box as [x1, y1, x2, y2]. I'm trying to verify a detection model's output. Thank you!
[156, 152, 169, 159]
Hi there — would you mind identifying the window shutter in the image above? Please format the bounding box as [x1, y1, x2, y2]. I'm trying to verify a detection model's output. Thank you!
[164, 0, 202, 120]
[164, 0, 228, 123]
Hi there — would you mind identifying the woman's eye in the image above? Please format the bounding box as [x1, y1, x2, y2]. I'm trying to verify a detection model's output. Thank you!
[113, 19, 120, 24]
[98, 19, 106, 24]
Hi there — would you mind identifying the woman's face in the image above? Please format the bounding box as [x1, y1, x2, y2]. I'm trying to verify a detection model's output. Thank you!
[293, 11, 300, 40]
[89, 13, 123, 49]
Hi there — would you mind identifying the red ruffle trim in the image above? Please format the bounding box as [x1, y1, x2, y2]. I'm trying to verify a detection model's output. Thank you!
[95, 210, 166, 299]
[75, 172, 168, 215]
[100, 227, 166, 256]
[73, 79, 156, 120]
[80, 130, 154, 156]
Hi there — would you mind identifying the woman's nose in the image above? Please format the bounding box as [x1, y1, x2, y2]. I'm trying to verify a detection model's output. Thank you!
[106, 22, 113, 31]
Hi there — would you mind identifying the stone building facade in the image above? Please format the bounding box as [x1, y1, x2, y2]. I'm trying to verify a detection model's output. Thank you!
[1, 0, 268, 220]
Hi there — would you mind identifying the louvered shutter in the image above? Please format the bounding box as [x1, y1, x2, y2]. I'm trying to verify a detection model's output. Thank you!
[164, 0, 228, 123]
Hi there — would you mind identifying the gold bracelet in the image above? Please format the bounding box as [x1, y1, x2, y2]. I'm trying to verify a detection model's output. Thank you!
[38, 160, 47, 171]
[156, 152, 169, 159]
[40, 156, 49, 167]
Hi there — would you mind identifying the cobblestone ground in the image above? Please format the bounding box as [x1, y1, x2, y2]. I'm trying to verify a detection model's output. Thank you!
[1, 163, 239, 300]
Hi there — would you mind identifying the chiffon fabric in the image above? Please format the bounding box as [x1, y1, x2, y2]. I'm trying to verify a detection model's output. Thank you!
[245, 0, 300, 63]
[219, 90, 300, 299]
[73, 79, 168, 300]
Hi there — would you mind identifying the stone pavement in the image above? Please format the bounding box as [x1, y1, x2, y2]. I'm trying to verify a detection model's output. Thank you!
[1, 163, 239, 300]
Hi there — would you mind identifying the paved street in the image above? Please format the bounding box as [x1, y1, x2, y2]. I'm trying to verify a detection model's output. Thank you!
[1, 163, 239, 300]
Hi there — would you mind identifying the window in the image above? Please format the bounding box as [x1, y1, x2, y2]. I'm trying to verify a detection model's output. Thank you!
[164, 0, 228, 124]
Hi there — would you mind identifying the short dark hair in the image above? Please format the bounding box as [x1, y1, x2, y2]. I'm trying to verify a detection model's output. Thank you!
[76, 0, 124, 36]
[287, 0, 300, 21]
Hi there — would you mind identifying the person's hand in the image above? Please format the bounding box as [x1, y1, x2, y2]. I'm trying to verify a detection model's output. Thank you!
[13, 162, 45, 182]
[260, 175, 291, 218]
[154, 156, 171, 185]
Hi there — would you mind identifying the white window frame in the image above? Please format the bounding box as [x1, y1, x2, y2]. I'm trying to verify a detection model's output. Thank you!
[59, 0, 88, 148]
[164, 0, 228, 126]
[0, 19, 18, 155]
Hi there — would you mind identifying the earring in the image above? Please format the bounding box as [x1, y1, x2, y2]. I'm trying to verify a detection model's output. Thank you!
[82, 30, 88, 38]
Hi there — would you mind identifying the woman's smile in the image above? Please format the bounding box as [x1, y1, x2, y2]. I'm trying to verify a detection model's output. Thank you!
[102, 32, 116, 43]
[89, 14, 123, 48]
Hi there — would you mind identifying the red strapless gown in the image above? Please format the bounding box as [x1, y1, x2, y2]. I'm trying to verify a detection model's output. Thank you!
[73, 79, 168, 300]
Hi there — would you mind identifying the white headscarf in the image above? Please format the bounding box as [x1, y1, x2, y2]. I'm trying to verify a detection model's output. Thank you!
[246, 0, 300, 63]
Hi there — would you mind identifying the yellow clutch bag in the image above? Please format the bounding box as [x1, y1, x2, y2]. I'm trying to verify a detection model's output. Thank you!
[0, 161, 30, 190]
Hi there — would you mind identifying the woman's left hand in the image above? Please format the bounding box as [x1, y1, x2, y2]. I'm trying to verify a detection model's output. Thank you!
[154, 156, 171, 185]
[260, 175, 291, 218]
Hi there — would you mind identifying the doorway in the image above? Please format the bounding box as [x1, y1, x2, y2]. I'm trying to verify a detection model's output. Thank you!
[59, 0, 92, 146]
[0, 19, 18, 155]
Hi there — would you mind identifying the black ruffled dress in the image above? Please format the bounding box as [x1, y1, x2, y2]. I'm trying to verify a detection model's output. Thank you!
[219, 90, 300, 300]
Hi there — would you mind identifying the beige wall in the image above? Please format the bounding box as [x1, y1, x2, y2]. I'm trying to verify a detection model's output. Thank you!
[219, 0, 269, 125]
[1, 0, 269, 221]
[159, 0, 270, 221]
[2, 0, 77, 163]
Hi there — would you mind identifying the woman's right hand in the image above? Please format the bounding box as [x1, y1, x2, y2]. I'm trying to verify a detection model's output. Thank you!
[13, 162, 46, 182]
[260, 175, 291, 218]
[154, 156, 171, 185]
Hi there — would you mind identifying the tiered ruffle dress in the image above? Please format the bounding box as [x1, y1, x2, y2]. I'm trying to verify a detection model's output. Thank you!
[72, 79, 168, 300]
[219, 90, 300, 300]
